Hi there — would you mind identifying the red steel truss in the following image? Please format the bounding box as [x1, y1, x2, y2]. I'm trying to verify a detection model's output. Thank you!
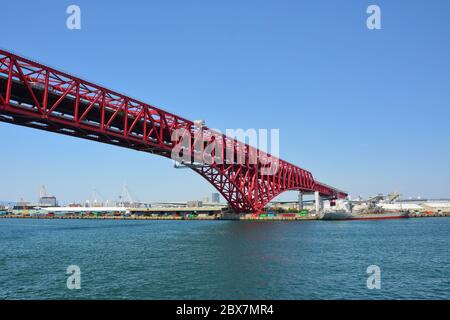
[0, 49, 347, 213]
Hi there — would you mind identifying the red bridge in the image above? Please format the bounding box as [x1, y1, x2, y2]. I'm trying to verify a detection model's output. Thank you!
[0, 49, 347, 213]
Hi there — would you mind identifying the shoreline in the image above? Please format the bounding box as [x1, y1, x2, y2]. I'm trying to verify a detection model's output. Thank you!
[0, 215, 318, 221]
[1, 212, 449, 221]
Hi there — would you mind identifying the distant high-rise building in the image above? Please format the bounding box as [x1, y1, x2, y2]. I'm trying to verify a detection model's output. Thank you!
[39, 196, 57, 207]
[38, 185, 57, 207]
[211, 193, 220, 204]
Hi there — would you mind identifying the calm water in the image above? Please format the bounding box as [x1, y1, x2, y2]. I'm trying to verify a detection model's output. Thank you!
[0, 217, 449, 300]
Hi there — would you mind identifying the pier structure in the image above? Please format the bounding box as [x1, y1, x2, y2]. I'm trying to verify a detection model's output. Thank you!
[298, 192, 304, 211]
[314, 191, 322, 215]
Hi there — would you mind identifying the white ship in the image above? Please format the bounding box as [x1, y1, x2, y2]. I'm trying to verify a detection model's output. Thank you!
[320, 200, 353, 220]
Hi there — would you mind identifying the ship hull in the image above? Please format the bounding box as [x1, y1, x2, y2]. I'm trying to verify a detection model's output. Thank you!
[321, 212, 409, 221]
[321, 211, 353, 220]
[350, 213, 409, 220]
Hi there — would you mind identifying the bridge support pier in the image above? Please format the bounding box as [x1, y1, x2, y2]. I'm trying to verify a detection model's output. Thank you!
[298, 192, 303, 211]
[314, 191, 323, 216]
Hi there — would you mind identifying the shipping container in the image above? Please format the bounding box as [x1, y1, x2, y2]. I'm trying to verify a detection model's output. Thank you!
[282, 213, 296, 217]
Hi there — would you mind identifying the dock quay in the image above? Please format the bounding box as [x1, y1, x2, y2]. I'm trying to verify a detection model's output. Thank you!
[408, 211, 450, 218]
[1, 211, 450, 221]
[0, 214, 319, 221]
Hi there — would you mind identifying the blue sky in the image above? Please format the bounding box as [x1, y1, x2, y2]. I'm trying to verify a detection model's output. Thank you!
[1, 0, 449, 203]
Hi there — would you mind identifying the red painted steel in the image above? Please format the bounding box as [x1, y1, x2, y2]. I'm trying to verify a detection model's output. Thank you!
[0, 49, 347, 213]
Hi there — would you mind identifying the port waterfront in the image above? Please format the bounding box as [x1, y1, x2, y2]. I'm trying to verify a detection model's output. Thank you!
[1, 211, 449, 221]
[0, 214, 317, 221]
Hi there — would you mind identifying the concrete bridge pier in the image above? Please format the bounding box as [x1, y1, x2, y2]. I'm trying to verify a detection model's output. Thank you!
[298, 192, 303, 211]
[314, 191, 323, 217]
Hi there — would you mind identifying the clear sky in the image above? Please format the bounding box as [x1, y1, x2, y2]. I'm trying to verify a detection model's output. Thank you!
[1, 0, 450, 204]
